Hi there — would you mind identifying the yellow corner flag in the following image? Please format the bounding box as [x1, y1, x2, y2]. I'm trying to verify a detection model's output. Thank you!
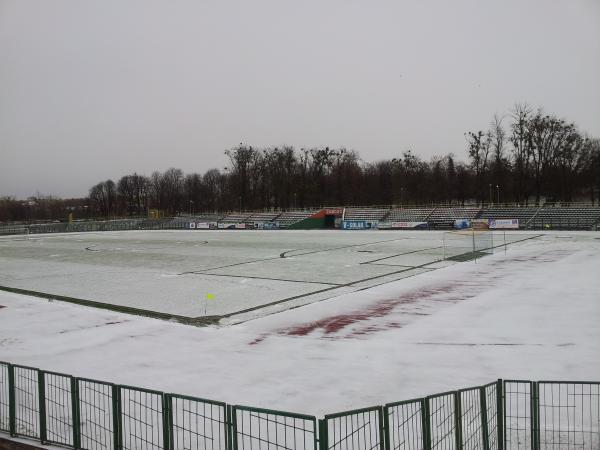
[206, 293, 215, 300]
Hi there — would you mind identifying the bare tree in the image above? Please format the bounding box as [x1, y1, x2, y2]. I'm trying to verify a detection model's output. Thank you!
[89, 180, 116, 217]
[509, 103, 533, 203]
[466, 130, 492, 204]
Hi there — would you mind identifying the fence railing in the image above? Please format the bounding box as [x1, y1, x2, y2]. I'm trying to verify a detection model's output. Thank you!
[0, 362, 598, 450]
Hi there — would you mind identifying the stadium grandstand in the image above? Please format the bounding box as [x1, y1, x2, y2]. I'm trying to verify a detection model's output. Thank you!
[426, 206, 482, 229]
[382, 207, 434, 222]
[1, 204, 599, 235]
[343, 207, 389, 222]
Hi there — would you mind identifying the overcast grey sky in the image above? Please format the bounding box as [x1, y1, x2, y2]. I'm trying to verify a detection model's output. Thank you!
[1, 0, 599, 199]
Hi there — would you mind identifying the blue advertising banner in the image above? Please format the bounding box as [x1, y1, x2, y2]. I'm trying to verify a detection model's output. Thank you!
[453, 219, 471, 229]
[341, 220, 369, 230]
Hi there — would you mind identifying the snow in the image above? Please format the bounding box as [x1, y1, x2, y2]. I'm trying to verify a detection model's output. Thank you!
[0, 231, 598, 418]
[0, 230, 534, 319]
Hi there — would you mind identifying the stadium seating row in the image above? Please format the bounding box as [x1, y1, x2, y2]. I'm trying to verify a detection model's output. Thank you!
[2, 205, 599, 233]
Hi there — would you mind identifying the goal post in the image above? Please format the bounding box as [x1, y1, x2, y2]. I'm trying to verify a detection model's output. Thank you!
[442, 229, 493, 262]
[0, 226, 30, 239]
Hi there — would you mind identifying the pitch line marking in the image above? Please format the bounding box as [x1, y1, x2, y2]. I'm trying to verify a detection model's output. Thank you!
[188, 272, 342, 286]
[219, 259, 442, 319]
[359, 245, 443, 264]
[278, 236, 413, 259]
[221, 236, 544, 323]
[181, 236, 413, 274]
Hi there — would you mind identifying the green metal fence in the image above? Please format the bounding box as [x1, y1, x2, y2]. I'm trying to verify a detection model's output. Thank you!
[232, 405, 317, 450]
[166, 394, 227, 450]
[119, 385, 166, 450]
[0, 361, 598, 450]
[322, 406, 383, 450]
[77, 377, 118, 450]
[0, 363, 9, 433]
[13, 365, 41, 440]
[384, 398, 427, 450]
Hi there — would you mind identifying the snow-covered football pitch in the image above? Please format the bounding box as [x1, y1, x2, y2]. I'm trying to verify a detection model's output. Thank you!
[0, 229, 599, 415]
[0, 230, 535, 322]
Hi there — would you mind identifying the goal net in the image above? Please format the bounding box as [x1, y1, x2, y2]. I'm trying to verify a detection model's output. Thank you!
[443, 229, 493, 262]
[0, 226, 30, 240]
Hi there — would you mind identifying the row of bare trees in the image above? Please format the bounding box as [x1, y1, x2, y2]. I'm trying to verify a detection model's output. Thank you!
[1, 104, 599, 222]
[466, 105, 598, 205]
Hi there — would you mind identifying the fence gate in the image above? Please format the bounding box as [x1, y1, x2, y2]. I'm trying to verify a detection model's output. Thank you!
[457, 387, 484, 450]
[426, 391, 458, 450]
[322, 406, 384, 450]
[384, 398, 427, 450]
[42, 370, 76, 447]
[77, 377, 118, 450]
[503, 380, 534, 450]
[166, 393, 228, 450]
[232, 405, 317, 450]
[119, 385, 167, 450]
[482, 381, 501, 450]
[13, 365, 41, 440]
[536, 381, 600, 449]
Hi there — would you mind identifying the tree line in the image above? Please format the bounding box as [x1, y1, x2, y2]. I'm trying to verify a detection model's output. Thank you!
[1, 104, 599, 222]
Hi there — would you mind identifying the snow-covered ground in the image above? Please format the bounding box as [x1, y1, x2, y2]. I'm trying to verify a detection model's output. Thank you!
[0, 231, 598, 416]
[0, 230, 529, 319]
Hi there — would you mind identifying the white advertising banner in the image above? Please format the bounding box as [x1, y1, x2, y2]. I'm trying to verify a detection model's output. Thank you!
[189, 222, 196, 229]
[391, 221, 428, 229]
[196, 222, 210, 229]
[489, 219, 519, 229]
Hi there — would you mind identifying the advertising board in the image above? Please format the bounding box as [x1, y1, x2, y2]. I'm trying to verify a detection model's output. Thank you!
[489, 219, 519, 229]
[472, 219, 490, 230]
[453, 219, 471, 230]
[390, 221, 428, 229]
[341, 220, 369, 230]
[256, 222, 279, 230]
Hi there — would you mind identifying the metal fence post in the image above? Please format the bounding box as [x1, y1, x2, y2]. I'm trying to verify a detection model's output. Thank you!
[112, 385, 122, 450]
[8, 364, 15, 437]
[71, 377, 81, 450]
[531, 382, 540, 450]
[421, 398, 431, 450]
[454, 391, 462, 450]
[38, 370, 46, 444]
[318, 418, 328, 450]
[479, 386, 490, 450]
[231, 406, 238, 450]
[165, 394, 174, 450]
[162, 393, 170, 450]
[382, 406, 390, 450]
[225, 404, 233, 450]
[378, 406, 386, 450]
[496, 379, 504, 450]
